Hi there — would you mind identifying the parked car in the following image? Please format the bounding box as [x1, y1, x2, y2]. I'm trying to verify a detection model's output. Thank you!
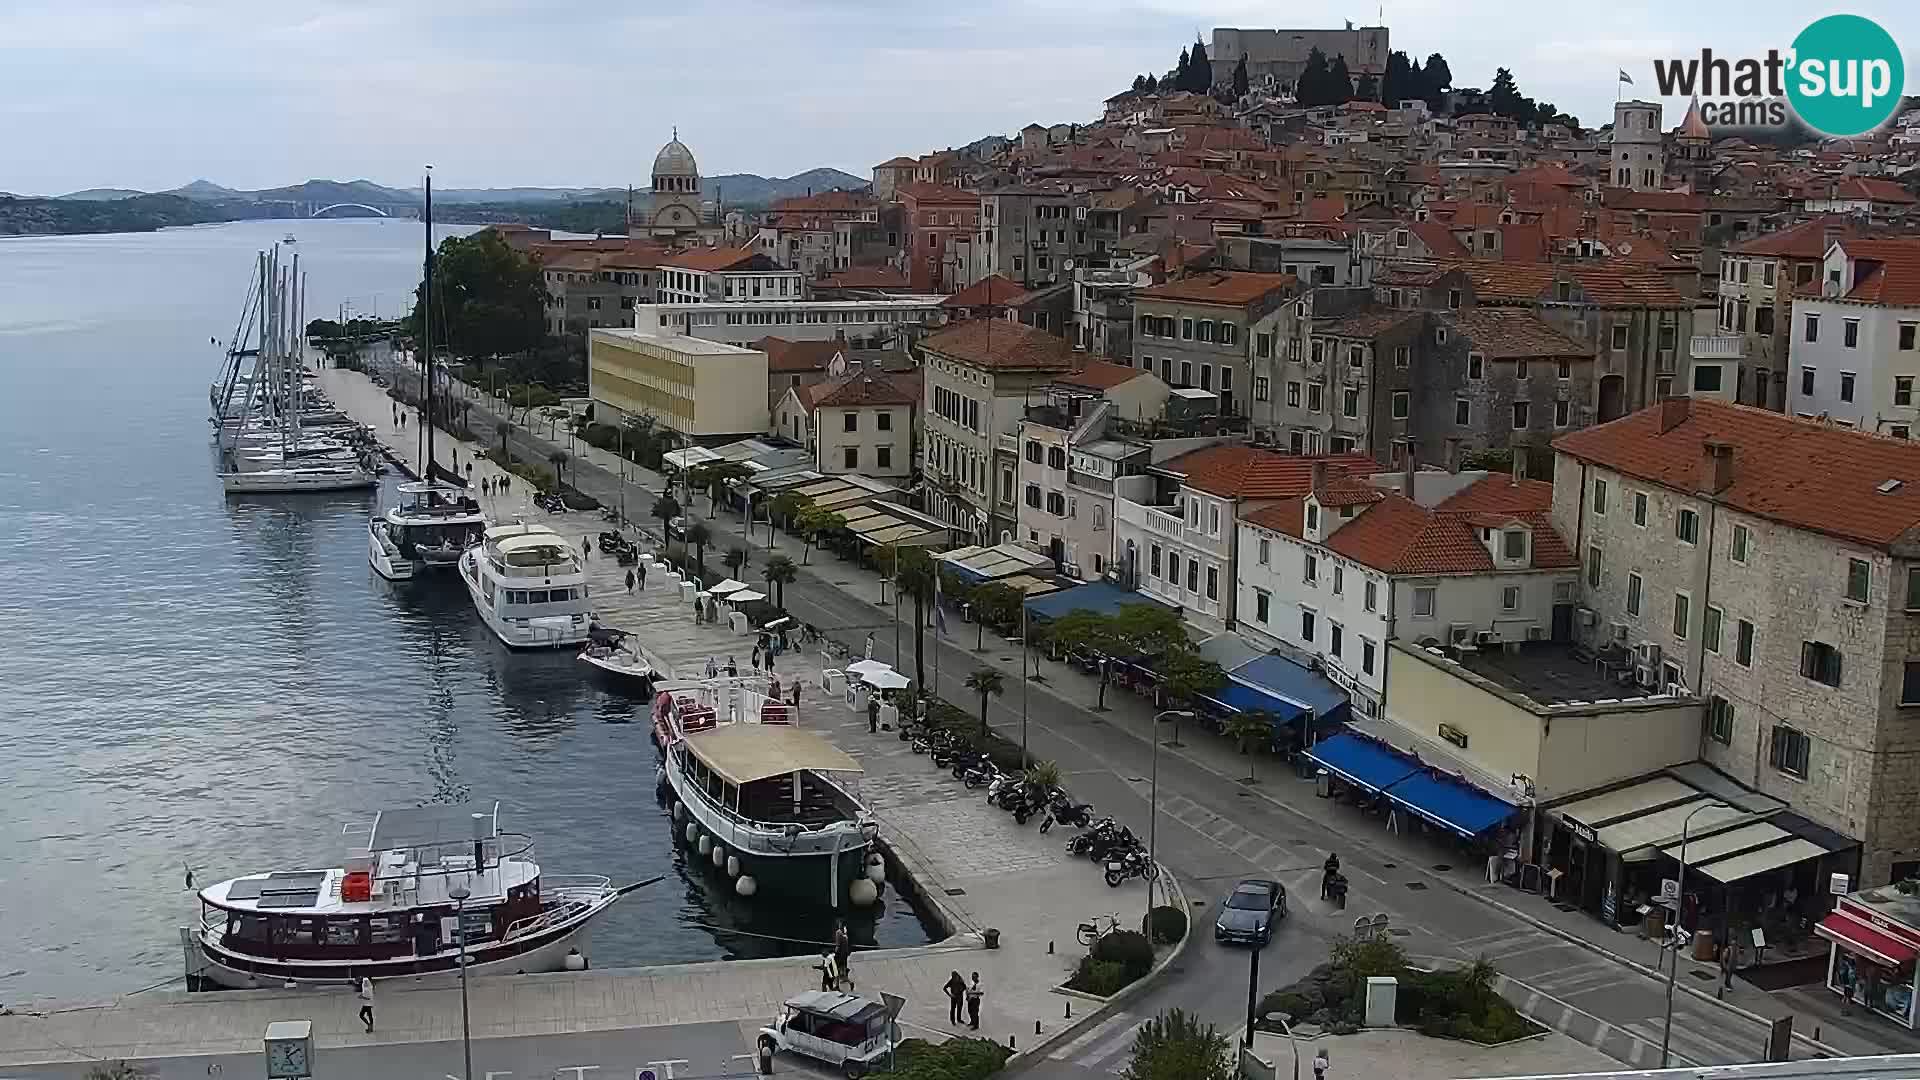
[1215, 878, 1286, 946]
[757, 990, 894, 1078]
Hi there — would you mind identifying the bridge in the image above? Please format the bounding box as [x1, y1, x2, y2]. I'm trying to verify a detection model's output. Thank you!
[309, 202, 393, 218]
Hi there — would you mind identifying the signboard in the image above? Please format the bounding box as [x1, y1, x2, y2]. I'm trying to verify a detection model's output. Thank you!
[1565, 817, 1598, 843]
[1659, 878, 1681, 903]
[1831, 872, 1852, 895]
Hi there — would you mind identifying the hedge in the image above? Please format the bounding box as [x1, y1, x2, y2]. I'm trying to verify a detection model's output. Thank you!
[887, 1037, 1011, 1080]
[1145, 905, 1188, 945]
[920, 698, 1027, 773]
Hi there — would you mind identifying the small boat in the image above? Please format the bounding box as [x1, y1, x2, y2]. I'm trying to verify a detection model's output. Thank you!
[284, 233, 298, 244]
[186, 802, 655, 989]
[459, 522, 596, 648]
[579, 627, 655, 693]
[371, 481, 489, 581]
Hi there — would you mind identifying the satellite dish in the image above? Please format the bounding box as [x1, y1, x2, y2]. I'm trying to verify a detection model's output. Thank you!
[1618, 240, 1633, 254]
[1062, 259, 1075, 271]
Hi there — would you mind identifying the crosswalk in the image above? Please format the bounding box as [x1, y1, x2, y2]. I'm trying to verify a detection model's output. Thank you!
[1046, 1010, 1148, 1075]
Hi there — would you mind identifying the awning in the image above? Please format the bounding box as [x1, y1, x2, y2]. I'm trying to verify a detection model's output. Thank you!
[1818, 912, 1918, 969]
[1024, 580, 1174, 621]
[1384, 770, 1518, 838]
[1696, 838, 1828, 886]
[686, 724, 863, 785]
[1228, 655, 1349, 724]
[1202, 682, 1306, 724]
[1596, 798, 1754, 856]
[710, 579, 749, 594]
[1303, 732, 1416, 794]
[1658, 821, 1793, 866]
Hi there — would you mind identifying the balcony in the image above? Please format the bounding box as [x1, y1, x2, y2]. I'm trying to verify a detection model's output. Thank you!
[1116, 495, 1185, 541]
[1690, 334, 1747, 359]
[996, 432, 1018, 453]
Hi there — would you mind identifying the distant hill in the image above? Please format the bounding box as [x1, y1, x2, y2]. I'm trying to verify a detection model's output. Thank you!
[167, 179, 240, 200]
[59, 187, 147, 201]
[705, 168, 866, 207]
[0, 193, 238, 236]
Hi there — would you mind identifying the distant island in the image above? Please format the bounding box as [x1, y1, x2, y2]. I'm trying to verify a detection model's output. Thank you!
[0, 169, 868, 237]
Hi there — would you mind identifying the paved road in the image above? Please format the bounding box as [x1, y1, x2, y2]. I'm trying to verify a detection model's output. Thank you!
[1, 1022, 758, 1080]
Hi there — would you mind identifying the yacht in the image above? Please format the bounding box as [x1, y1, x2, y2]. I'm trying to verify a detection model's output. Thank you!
[185, 802, 652, 989]
[224, 465, 377, 494]
[371, 481, 489, 581]
[459, 523, 595, 648]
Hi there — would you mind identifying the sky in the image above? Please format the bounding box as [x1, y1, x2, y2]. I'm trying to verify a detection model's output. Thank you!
[2, 0, 1916, 196]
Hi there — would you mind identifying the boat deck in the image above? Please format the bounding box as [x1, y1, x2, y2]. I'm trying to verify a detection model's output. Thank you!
[735, 773, 849, 827]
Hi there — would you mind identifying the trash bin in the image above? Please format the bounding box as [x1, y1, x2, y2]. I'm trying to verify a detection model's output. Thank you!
[1316, 768, 1331, 798]
[1693, 928, 1715, 962]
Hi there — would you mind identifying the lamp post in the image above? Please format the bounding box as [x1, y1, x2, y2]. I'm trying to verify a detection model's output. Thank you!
[1660, 800, 1728, 1067]
[449, 883, 474, 1080]
[1147, 708, 1194, 916]
[1257, 1011, 1300, 1080]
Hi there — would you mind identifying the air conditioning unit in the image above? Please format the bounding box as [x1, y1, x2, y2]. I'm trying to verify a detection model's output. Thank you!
[1527, 625, 1547, 641]
[1577, 607, 1597, 627]
[1664, 681, 1688, 697]
[1635, 664, 1657, 688]
[1475, 630, 1499, 646]
[1066, 563, 1082, 579]
[1610, 621, 1630, 643]
[1636, 642, 1663, 666]
[1449, 624, 1474, 645]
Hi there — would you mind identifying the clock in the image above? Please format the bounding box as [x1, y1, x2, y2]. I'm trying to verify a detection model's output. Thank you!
[264, 1020, 314, 1079]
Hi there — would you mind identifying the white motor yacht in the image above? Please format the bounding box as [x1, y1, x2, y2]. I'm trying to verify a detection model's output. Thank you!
[371, 481, 489, 581]
[460, 522, 595, 648]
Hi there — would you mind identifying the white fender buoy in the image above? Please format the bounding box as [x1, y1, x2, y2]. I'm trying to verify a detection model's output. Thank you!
[673, 801, 685, 821]
[866, 861, 886, 884]
[726, 855, 741, 878]
[848, 878, 879, 906]
[710, 844, 726, 868]
[684, 821, 699, 844]
[697, 834, 713, 856]
[562, 949, 587, 971]
[735, 875, 758, 897]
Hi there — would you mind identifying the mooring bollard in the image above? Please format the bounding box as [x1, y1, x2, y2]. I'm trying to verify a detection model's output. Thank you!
[1065, 999, 1072, 1018]
[1035, 1020, 1042, 1036]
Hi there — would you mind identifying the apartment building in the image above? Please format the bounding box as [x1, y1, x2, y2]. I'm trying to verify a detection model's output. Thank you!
[1074, 261, 1156, 361]
[1425, 308, 1597, 466]
[975, 189, 1096, 290]
[1112, 446, 1379, 635]
[657, 247, 806, 305]
[537, 249, 661, 335]
[1552, 396, 1920, 884]
[1787, 238, 1920, 436]
[1133, 271, 1301, 419]
[899, 183, 981, 294]
[587, 328, 768, 439]
[800, 370, 920, 479]
[1237, 469, 1578, 716]
[1715, 216, 1867, 409]
[920, 318, 1078, 544]
[631, 299, 945, 350]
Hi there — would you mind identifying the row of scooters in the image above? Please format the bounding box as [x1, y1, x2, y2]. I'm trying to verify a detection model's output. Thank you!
[903, 724, 1156, 888]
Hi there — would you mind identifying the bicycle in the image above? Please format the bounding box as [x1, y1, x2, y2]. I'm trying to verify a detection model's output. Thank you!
[1076, 912, 1122, 946]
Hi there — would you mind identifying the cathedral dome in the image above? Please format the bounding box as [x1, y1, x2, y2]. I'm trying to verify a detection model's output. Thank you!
[653, 137, 698, 179]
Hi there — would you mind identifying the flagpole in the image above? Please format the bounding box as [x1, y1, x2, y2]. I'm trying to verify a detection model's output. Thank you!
[1020, 599, 1030, 769]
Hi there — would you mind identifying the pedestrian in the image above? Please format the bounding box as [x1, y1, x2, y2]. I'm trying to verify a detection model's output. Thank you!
[790, 680, 802, 707]
[864, 632, 875, 660]
[500, 474, 510, 496]
[965, 972, 982, 1030]
[751, 645, 762, 670]
[637, 562, 647, 589]
[465, 462, 474, 483]
[818, 951, 836, 992]
[583, 535, 593, 559]
[769, 675, 783, 701]
[1322, 852, 1341, 901]
[833, 922, 852, 987]
[1313, 1048, 1330, 1080]
[706, 656, 719, 680]
[726, 657, 738, 678]
[625, 569, 636, 594]
[356, 976, 375, 1032]
[867, 694, 880, 734]
[944, 971, 967, 1025]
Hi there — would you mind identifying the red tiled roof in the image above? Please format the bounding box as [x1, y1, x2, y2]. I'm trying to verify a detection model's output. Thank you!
[1731, 215, 1863, 258]
[1818, 177, 1918, 204]
[662, 245, 760, 272]
[1441, 259, 1690, 308]
[896, 182, 980, 206]
[942, 274, 1026, 308]
[1552, 397, 1920, 549]
[1160, 447, 1382, 500]
[754, 337, 846, 373]
[920, 318, 1078, 371]
[1136, 270, 1297, 307]
[1054, 360, 1148, 391]
[1256, 473, 1576, 575]
[812, 370, 920, 408]
[1318, 308, 1424, 339]
[1601, 189, 1707, 213]
[875, 156, 920, 169]
[817, 266, 913, 289]
[1437, 475, 1557, 514]
[1410, 220, 1470, 257]
[1833, 238, 1920, 307]
[1443, 309, 1593, 358]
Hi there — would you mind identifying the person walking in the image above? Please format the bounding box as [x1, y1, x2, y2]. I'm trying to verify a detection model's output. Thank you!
[356, 976, 375, 1033]
[465, 462, 474, 484]
[751, 644, 762, 670]
[944, 971, 967, 1026]
[965, 972, 983, 1030]
[867, 694, 880, 734]
[500, 474, 510, 496]
[790, 680, 802, 707]
[625, 569, 636, 594]
[725, 657, 738, 678]
[637, 562, 647, 589]
[583, 536, 592, 561]
[832, 922, 852, 989]
[706, 656, 719, 680]
[1313, 1048, 1330, 1080]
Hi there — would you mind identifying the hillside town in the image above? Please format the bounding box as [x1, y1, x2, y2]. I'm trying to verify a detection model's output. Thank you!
[465, 25, 1920, 958]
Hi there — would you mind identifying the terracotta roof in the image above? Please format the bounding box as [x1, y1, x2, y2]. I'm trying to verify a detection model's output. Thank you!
[1601, 189, 1707, 213]
[754, 337, 845, 373]
[1247, 474, 1574, 575]
[1136, 270, 1297, 307]
[662, 246, 760, 272]
[817, 266, 913, 289]
[942, 274, 1026, 308]
[1731, 215, 1863, 258]
[1819, 177, 1917, 205]
[920, 318, 1077, 371]
[1443, 309, 1593, 359]
[812, 370, 920, 408]
[896, 182, 980, 206]
[1410, 221, 1470, 257]
[875, 156, 920, 169]
[1318, 308, 1424, 339]
[1441, 259, 1690, 308]
[1376, 263, 1453, 287]
[1834, 238, 1920, 307]
[1054, 360, 1147, 391]
[1159, 447, 1382, 500]
[1552, 397, 1920, 550]
[1437, 475, 1558, 514]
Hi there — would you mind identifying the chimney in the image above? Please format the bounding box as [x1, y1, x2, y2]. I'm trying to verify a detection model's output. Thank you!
[1656, 396, 1691, 433]
[1444, 437, 1463, 474]
[1310, 460, 1328, 493]
[1511, 446, 1528, 482]
[1700, 438, 1734, 494]
[1398, 438, 1416, 497]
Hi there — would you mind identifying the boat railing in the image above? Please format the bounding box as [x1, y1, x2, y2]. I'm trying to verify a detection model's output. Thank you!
[503, 894, 600, 942]
[669, 756, 865, 856]
[540, 873, 613, 900]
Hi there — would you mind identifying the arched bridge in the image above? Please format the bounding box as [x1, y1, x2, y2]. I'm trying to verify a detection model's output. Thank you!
[309, 203, 392, 218]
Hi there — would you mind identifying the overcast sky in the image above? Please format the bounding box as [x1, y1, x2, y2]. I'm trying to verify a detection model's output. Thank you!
[2, 0, 1914, 196]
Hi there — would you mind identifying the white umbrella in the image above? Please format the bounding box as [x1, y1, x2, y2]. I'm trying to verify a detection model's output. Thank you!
[710, 579, 749, 594]
[860, 669, 912, 690]
[728, 589, 768, 602]
[846, 659, 891, 677]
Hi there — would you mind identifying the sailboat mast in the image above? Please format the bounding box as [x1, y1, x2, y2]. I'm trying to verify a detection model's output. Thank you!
[423, 169, 436, 479]
[289, 254, 303, 446]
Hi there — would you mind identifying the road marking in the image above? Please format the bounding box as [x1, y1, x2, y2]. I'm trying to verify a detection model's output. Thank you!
[1078, 1018, 1150, 1071]
[1049, 1012, 1134, 1060]
[1230, 833, 1264, 856]
[1622, 1020, 1706, 1066]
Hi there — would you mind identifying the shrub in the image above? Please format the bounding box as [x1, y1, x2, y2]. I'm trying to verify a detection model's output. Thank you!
[1255, 990, 1311, 1023]
[1067, 957, 1134, 997]
[889, 1037, 1011, 1079]
[1092, 929, 1155, 979]
[1144, 905, 1188, 945]
[1123, 1008, 1235, 1080]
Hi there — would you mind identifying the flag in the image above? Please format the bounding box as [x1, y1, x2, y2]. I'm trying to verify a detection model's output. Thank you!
[934, 575, 950, 637]
[1618, 70, 1633, 85]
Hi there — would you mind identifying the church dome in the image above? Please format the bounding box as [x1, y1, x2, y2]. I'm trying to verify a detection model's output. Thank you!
[653, 136, 698, 178]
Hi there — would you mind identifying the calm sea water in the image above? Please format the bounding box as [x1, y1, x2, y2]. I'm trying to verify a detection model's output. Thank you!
[0, 219, 928, 1004]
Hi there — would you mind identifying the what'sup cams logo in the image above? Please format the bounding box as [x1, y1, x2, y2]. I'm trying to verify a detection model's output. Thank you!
[1649, 14, 1906, 137]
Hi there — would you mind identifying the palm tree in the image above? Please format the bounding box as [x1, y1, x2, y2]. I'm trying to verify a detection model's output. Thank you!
[651, 492, 681, 545]
[686, 521, 713, 577]
[546, 448, 569, 493]
[771, 491, 810, 532]
[496, 420, 516, 459]
[723, 546, 748, 575]
[965, 667, 1005, 738]
[1222, 710, 1276, 783]
[792, 505, 825, 564]
[893, 547, 938, 690]
[763, 554, 798, 609]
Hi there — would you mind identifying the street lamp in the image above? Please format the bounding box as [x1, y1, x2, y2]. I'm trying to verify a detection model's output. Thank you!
[1660, 800, 1729, 1067]
[449, 883, 474, 1080]
[1254, 1009, 1300, 1080]
[1147, 709, 1195, 916]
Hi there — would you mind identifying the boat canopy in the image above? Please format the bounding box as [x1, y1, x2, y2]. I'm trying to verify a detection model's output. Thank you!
[686, 725, 863, 785]
[496, 533, 571, 556]
[368, 801, 500, 851]
[485, 522, 559, 541]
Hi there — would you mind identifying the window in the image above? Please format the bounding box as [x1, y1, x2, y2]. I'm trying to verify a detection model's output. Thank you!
[1286, 381, 1301, 407]
[1903, 324, 1918, 351]
[1392, 391, 1409, 419]
[877, 412, 892, 432]
[1046, 491, 1066, 515]
[1676, 509, 1699, 544]
[1257, 331, 1273, 358]
[1555, 399, 1572, 427]
[1899, 377, 1915, 407]
[1255, 376, 1271, 402]
[1633, 492, 1648, 527]
[1187, 561, 1198, 593]
[1362, 639, 1377, 676]
[1502, 530, 1526, 560]
[1731, 524, 1750, 563]
[1300, 608, 1316, 642]
[1343, 388, 1360, 418]
[1467, 352, 1485, 380]
[1412, 586, 1436, 617]
[1626, 572, 1643, 616]
[1180, 361, 1193, 386]
[1332, 565, 1344, 595]
[843, 412, 858, 432]
[1394, 345, 1409, 368]
[1800, 366, 1817, 396]
[1512, 401, 1530, 429]
[1364, 580, 1377, 612]
[1587, 545, 1602, 588]
[1455, 398, 1470, 425]
[1330, 622, 1343, 657]
[1304, 553, 1318, 584]
[1805, 314, 1820, 342]
[1708, 696, 1734, 745]
[1841, 372, 1856, 402]
[1181, 318, 1193, 340]
[1904, 662, 1920, 706]
[1257, 537, 1270, 565]
[1447, 288, 1461, 310]
[1347, 345, 1365, 369]
[1611, 325, 1629, 351]
[1197, 320, 1215, 343]
[1150, 544, 1161, 577]
[1907, 567, 1920, 611]
[1024, 483, 1041, 508]
[1255, 590, 1271, 624]
[1844, 320, 1859, 348]
[1694, 365, 1723, 393]
[843, 446, 859, 468]
[1672, 592, 1691, 638]
[1307, 383, 1323, 413]
[1800, 640, 1842, 686]
[1769, 726, 1811, 778]
[1502, 585, 1521, 611]
[1735, 618, 1755, 667]
[1846, 558, 1870, 603]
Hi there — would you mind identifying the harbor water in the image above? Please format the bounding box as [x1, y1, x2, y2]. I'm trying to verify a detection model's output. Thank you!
[0, 219, 933, 1005]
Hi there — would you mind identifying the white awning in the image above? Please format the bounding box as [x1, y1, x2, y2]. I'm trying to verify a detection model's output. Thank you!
[1697, 839, 1828, 886]
[727, 589, 767, 602]
[710, 579, 749, 594]
[1657, 821, 1791, 865]
[1555, 776, 1696, 831]
[685, 724, 862, 786]
[1597, 798, 1753, 856]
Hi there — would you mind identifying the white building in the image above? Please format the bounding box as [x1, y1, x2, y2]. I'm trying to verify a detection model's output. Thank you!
[1786, 237, 1920, 436]
[1236, 469, 1579, 716]
[656, 247, 808, 306]
[631, 298, 947, 349]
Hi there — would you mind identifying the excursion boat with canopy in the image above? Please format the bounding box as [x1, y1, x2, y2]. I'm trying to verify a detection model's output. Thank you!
[186, 802, 653, 989]
[652, 679, 881, 908]
[371, 481, 489, 581]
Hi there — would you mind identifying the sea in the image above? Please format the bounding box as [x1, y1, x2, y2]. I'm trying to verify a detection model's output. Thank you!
[0, 218, 931, 1004]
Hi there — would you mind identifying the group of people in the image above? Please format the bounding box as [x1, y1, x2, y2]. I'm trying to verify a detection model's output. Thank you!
[475, 474, 510, 497]
[942, 970, 984, 1029]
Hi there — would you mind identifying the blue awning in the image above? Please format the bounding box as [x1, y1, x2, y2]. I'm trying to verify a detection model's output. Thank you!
[1303, 732, 1417, 794]
[1023, 581, 1175, 621]
[1227, 654, 1350, 724]
[1384, 770, 1518, 838]
[1200, 682, 1307, 724]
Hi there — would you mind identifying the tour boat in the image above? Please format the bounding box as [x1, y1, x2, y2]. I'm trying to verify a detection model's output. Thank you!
[578, 626, 655, 693]
[459, 522, 596, 648]
[652, 679, 882, 908]
[186, 802, 654, 989]
[371, 481, 490, 581]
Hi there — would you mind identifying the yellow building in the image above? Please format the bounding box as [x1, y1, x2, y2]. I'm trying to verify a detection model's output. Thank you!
[588, 328, 769, 438]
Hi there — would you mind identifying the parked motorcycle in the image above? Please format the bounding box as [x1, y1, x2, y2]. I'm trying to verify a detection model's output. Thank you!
[1104, 849, 1157, 888]
[1040, 790, 1094, 833]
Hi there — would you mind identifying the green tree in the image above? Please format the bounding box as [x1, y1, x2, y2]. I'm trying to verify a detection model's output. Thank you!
[1327, 54, 1354, 104]
[1423, 52, 1454, 105]
[651, 493, 681, 541]
[1296, 47, 1332, 105]
[690, 461, 754, 517]
[968, 581, 1022, 630]
[1110, 603, 1192, 656]
[410, 229, 547, 360]
[1049, 609, 1124, 710]
[770, 491, 810, 531]
[1489, 66, 1524, 120]
[686, 520, 712, 576]
[723, 546, 748, 575]
[1132, 74, 1148, 93]
[1157, 651, 1226, 742]
[1222, 710, 1276, 782]
[1231, 54, 1250, 100]
[792, 504, 828, 564]
[496, 419, 516, 457]
[1188, 38, 1213, 91]
[545, 448, 569, 491]
[1175, 47, 1191, 91]
[965, 667, 1006, 738]
[1357, 73, 1379, 101]
[1123, 1008, 1233, 1080]
[1383, 50, 1414, 104]
[1143, 73, 1159, 93]
[762, 553, 798, 609]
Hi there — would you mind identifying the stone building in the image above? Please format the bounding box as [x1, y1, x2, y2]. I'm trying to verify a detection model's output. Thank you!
[646, 132, 705, 239]
[1133, 271, 1301, 419]
[1424, 308, 1596, 467]
[1210, 26, 1389, 96]
[1552, 397, 1920, 885]
[1609, 101, 1665, 193]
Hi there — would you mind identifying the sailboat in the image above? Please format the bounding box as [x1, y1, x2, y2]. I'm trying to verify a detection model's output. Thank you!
[369, 169, 488, 578]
